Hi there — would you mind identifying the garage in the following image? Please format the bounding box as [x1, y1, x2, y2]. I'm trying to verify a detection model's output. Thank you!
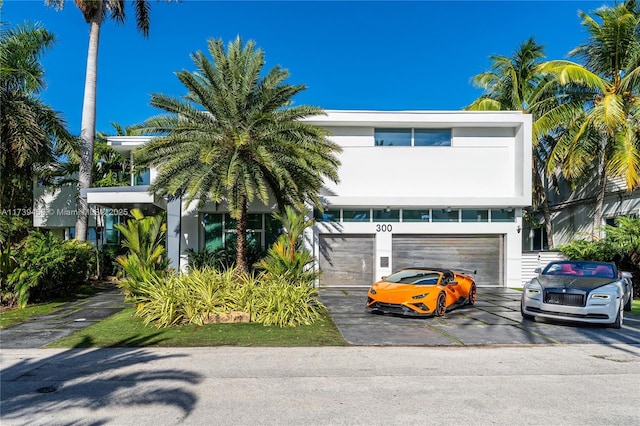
[319, 234, 375, 287]
[392, 234, 504, 286]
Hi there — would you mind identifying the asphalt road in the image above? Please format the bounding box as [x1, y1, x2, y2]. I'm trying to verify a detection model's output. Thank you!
[1, 344, 639, 425]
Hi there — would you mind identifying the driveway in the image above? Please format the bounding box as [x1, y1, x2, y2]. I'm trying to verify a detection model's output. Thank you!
[319, 287, 640, 346]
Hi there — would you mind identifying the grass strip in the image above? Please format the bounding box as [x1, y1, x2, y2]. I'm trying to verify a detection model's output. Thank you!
[47, 307, 348, 348]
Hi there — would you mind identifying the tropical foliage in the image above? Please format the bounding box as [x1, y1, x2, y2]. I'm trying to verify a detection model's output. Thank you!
[537, 0, 640, 234]
[114, 208, 169, 295]
[467, 37, 587, 249]
[6, 232, 95, 308]
[0, 21, 75, 213]
[558, 215, 640, 297]
[44, 0, 170, 241]
[255, 206, 319, 285]
[135, 36, 341, 273]
[125, 266, 324, 328]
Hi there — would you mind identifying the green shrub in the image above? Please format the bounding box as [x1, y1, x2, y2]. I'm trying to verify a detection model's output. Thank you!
[558, 215, 640, 297]
[0, 215, 30, 304]
[97, 244, 127, 278]
[130, 266, 323, 328]
[115, 209, 169, 297]
[252, 277, 324, 327]
[254, 206, 319, 286]
[7, 232, 95, 308]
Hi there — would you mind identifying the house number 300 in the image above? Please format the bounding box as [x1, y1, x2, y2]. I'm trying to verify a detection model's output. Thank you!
[376, 224, 392, 232]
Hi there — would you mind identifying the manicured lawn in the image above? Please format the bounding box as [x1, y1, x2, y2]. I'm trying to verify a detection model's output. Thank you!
[632, 299, 640, 316]
[47, 307, 348, 348]
[0, 285, 103, 329]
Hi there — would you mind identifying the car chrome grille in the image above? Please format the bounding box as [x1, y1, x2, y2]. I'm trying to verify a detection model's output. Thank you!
[544, 292, 584, 307]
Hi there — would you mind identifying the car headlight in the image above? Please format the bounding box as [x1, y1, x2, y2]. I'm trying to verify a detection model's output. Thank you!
[369, 288, 377, 295]
[524, 281, 542, 298]
[412, 293, 429, 299]
[590, 283, 618, 301]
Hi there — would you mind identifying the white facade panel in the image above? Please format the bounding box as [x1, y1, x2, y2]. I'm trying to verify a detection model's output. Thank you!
[324, 146, 513, 199]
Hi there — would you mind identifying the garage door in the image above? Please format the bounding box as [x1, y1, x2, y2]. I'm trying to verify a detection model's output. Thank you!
[392, 235, 504, 286]
[319, 234, 375, 287]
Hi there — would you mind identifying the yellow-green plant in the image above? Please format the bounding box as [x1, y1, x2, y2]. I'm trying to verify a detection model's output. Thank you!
[115, 208, 168, 297]
[252, 277, 324, 327]
[255, 206, 319, 285]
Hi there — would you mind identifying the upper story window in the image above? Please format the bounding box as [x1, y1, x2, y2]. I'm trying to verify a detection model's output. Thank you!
[374, 128, 451, 147]
[414, 129, 451, 146]
[374, 128, 411, 146]
[134, 168, 151, 186]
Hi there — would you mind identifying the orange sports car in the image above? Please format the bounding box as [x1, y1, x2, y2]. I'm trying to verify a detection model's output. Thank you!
[366, 268, 477, 317]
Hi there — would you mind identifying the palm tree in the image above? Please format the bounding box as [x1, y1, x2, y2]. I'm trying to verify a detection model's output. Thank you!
[537, 0, 640, 236]
[45, 0, 166, 241]
[466, 38, 566, 248]
[0, 21, 75, 212]
[135, 37, 342, 273]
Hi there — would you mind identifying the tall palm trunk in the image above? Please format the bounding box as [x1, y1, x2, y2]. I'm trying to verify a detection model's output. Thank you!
[593, 143, 607, 238]
[75, 5, 101, 241]
[533, 160, 555, 249]
[235, 196, 249, 274]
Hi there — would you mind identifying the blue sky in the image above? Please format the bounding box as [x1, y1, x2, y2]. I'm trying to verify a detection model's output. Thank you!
[3, 0, 608, 134]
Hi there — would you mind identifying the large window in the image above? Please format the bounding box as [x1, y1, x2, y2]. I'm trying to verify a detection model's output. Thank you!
[343, 209, 370, 222]
[414, 129, 451, 146]
[531, 227, 549, 251]
[202, 212, 281, 251]
[374, 128, 451, 147]
[314, 209, 340, 222]
[432, 208, 459, 222]
[403, 209, 431, 222]
[134, 168, 151, 186]
[462, 209, 488, 222]
[491, 209, 515, 222]
[374, 128, 411, 146]
[373, 208, 400, 222]
[313, 207, 517, 224]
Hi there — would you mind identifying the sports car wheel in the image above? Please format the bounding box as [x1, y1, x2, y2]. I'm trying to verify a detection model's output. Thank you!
[467, 284, 477, 305]
[611, 302, 623, 329]
[435, 292, 446, 317]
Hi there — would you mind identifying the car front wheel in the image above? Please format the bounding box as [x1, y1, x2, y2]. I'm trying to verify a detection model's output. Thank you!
[611, 301, 623, 329]
[435, 292, 446, 317]
[521, 300, 535, 321]
[467, 284, 477, 305]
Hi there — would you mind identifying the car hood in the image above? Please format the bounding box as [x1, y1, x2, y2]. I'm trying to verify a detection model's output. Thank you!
[371, 281, 436, 299]
[534, 275, 615, 290]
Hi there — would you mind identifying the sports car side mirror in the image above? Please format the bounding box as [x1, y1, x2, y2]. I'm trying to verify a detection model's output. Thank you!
[534, 268, 541, 274]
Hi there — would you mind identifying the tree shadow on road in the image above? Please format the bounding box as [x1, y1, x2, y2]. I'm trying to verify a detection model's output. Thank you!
[0, 335, 202, 424]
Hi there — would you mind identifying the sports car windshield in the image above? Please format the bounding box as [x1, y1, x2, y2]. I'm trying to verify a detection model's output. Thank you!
[384, 270, 441, 285]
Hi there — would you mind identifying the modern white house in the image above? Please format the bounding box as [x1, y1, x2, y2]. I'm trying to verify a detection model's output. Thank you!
[33, 110, 533, 288]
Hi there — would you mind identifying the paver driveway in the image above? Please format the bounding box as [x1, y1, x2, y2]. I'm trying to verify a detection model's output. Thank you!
[319, 287, 640, 346]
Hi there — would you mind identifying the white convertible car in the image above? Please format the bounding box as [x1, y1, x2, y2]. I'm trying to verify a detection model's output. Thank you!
[521, 261, 628, 329]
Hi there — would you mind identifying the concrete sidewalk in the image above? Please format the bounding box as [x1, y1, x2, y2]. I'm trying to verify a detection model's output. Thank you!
[0, 289, 129, 349]
[2, 344, 639, 425]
